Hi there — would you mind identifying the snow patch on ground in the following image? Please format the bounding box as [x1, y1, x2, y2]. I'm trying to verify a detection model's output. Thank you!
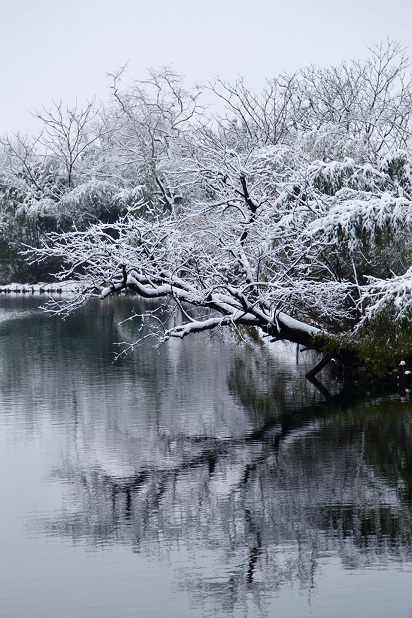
[0, 280, 85, 295]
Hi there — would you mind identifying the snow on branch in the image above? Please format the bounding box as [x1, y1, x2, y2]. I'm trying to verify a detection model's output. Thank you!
[360, 267, 412, 323]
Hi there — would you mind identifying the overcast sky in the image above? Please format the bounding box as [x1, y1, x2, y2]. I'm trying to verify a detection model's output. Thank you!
[1, 0, 412, 135]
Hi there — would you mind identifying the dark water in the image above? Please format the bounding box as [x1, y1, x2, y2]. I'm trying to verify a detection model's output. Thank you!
[1, 296, 412, 617]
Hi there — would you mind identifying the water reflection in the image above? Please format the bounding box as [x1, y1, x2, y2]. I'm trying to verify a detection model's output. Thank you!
[0, 296, 412, 617]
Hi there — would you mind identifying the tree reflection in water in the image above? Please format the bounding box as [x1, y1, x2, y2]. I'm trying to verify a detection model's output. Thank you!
[41, 395, 412, 615]
[0, 296, 411, 616]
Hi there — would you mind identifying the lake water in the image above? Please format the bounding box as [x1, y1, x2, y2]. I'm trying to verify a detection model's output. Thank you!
[1, 295, 412, 617]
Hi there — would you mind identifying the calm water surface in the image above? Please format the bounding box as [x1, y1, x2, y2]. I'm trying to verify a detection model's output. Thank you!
[1, 296, 412, 617]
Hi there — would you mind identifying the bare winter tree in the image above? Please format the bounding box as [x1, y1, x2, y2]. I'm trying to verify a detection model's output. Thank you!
[296, 40, 412, 154]
[33, 99, 102, 189]
[103, 67, 202, 215]
[210, 40, 412, 157]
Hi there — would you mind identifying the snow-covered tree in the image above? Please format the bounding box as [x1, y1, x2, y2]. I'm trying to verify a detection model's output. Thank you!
[18, 43, 412, 373]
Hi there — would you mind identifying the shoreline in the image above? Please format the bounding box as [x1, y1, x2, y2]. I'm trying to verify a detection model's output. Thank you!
[0, 281, 84, 294]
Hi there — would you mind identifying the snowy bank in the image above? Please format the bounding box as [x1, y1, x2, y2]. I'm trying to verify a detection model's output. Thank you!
[0, 281, 85, 295]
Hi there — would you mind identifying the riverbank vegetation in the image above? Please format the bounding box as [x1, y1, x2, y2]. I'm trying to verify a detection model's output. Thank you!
[2, 40, 412, 375]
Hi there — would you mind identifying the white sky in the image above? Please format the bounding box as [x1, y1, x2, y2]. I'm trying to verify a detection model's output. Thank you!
[1, 0, 412, 135]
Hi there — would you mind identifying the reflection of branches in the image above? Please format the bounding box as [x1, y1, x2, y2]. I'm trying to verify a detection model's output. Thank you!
[35, 378, 412, 618]
[7, 298, 407, 616]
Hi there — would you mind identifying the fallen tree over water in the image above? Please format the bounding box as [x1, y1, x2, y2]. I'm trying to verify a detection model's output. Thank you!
[24, 42, 412, 377]
[26, 180, 411, 378]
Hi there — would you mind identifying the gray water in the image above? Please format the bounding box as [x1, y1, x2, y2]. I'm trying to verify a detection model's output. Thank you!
[1, 295, 412, 617]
